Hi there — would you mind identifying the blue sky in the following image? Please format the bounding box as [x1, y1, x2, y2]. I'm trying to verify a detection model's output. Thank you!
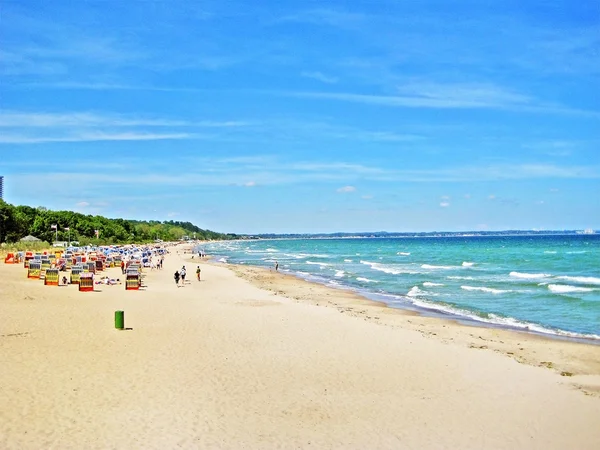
[1, 0, 598, 234]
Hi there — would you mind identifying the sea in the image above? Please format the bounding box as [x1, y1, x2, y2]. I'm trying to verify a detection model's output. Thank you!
[198, 235, 600, 342]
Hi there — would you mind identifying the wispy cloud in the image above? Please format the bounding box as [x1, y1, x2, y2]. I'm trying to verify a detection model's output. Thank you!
[289, 86, 597, 116]
[0, 111, 248, 128]
[301, 71, 338, 84]
[337, 186, 356, 193]
[0, 132, 194, 144]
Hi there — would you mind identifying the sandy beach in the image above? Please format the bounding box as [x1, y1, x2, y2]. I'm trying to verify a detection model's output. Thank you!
[1, 244, 600, 449]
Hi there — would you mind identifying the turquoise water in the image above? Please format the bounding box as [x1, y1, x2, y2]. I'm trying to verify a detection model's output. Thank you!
[200, 235, 600, 341]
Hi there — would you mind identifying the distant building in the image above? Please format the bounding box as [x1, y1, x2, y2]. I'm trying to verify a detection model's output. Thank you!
[0, 176, 3, 200]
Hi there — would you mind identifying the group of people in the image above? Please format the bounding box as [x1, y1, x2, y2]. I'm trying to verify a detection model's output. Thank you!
[173, 265, 202, 287]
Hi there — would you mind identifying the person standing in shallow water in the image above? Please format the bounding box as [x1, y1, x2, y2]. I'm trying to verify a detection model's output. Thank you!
[275, 261, 279, 271]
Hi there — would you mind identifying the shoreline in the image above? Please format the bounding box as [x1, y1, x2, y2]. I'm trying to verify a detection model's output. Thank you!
[207, 256, 600, 344]
[201, 258, 600, 383]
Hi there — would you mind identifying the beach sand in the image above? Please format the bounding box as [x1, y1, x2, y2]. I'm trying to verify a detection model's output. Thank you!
[2, 245, 600, 449]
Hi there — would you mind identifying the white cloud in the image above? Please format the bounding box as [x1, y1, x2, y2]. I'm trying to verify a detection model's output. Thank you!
[337, 186, 356, 193]
[244, 181, 256, 187]
[0, 111, 248, 128]
[167, 212, 180, 217]
[76, 201, 90, 207]
[301, 71, 338, 84]
[488, 195, 496, 200]
[0, 132, 193, 144]
[440, 202, 450, 207]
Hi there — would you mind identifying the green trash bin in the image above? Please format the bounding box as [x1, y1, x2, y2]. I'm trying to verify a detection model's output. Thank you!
[115, 310, 124, 329]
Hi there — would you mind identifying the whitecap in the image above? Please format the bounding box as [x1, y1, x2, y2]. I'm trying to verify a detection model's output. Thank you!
[461, 285, 510, 294]
[423, 282, 444, 287]
[421, 264, 456, 270]
[397, 252, 411, 256]
[334, 270, 345, 278]
[548, 284, 595, 294]
[555, 276, 600, 286]
[407, 286, 425, 297]
[509, 271, 551, 279]
[344, 259, 353, 263]
[447, 276, 475, 280]
[356, 277, 378, 283]
[462, 262, 475, 267]
[306, 261, 330, 268]
[543, 251, 557, 254]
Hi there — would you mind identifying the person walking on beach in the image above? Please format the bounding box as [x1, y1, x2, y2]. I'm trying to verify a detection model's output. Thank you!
[196, 265, 201, 281]
[174, 270, 180, 287]
[275, 261, 279, 271]
[180, 266, 186, 286]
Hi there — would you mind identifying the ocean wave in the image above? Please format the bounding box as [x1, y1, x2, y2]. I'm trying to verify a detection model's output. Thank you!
[397, 252, 411, 256]
[547, 284, 595, 294]
[265, 248, 279, 253]
[404, 298, 600, 341]
[543, 251, 557, 254]
[566, 251, 587, 254]
[218, 257, 228, 263]
[462, 262, 475, 267]
[447, 276, 475, 280]
[407, 286, 426, 297]
[344, 259, 353, 263]
[421, 264, 456, 270]
[461, 285, 511, 294]
[360, 260, 406, 275]
[509, 271, 551, 279]
[555, 276, 600, 286]
[423, 282, 444, 287]
[356, 277, 378, 283]
[306, 261, 330, 267]
[334, 270, 345, 278]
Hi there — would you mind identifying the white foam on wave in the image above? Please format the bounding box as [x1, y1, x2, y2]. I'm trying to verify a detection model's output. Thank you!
[421, 264, 456, 270]
[218, 257, 228, 263]
[356, 277, 378, 283]
[423, 282, 444, 287]
[462, 262, 475, 267]
[556, 276, 600, 286]
[461, 285, 511, 294]
[306, 261, 330, 268]
[548, 284, 595, 294]
[510, 271, 551, 279]
[567, 251, 587, 254]
[447, 276, 475, 280]
[265, 248, 279, 253]
[344, 259, 353, 263]
[397, 252, 411, 256]
[407, 286, 426, 297]
[334, 270, 345, 278]
[544, 251, 557, 254]
[403, 298, 600, 341]
[360, 260, 406, 275]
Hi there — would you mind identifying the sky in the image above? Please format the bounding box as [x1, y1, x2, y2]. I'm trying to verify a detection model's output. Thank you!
[1, 0, 599, 234]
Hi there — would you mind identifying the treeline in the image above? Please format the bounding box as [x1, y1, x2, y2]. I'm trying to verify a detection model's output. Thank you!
[0, 200, 239, 244]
